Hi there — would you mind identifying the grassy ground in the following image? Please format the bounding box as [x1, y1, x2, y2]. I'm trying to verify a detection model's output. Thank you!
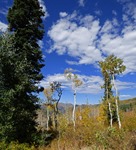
[1, 104, 136, 150]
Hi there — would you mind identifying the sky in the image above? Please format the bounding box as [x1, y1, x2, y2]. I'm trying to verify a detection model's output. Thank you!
[0, 0, 136, 104]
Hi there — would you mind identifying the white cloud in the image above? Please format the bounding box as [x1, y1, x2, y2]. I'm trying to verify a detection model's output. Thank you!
[40, 74, 71, 89]
[48, 13, 102, 65]
[64, 68, 80, 73]
[116, 80, 136, 90]
[38, 0, 49, 19]
[40, 73, 103, 94]
[120, 94, 132, 98]
[0, 22, 8, 32]
[39, 73, 136, 95]
[48, 0, 136, 74]
[98, 19, 136, 74]
[66, 60, 79, 65]
[117, 0, 136, 26]
[78, 0, 85, 7]
[59, 12, 68, 18]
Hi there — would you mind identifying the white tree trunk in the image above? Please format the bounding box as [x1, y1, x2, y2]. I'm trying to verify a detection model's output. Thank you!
[47, 108, 49, 130]
[112, 75, 121, 129]
[108, 102, 113, 128]
[72, 89, 76, 130]
[107, 87, 113, 128]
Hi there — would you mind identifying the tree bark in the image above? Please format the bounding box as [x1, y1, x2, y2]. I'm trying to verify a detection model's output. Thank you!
[107, 86, 113, 128]
[54, 102, 59, 130]
[73, 89, 76, 130]
[47, 108, 49, 130]
[108, 102, 113, 128]
[112, 75, 121, 129]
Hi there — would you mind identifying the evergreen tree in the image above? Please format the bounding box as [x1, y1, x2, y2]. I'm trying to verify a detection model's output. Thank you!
[0, 33, 18, 142]
[0, 0, 44, 143]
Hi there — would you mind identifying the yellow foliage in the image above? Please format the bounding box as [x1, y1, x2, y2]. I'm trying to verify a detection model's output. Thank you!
[97, 103, 107, 125]
[122, 111, 136, 131]
[0, 141, 34, 150]
[43, 88, 53, 101]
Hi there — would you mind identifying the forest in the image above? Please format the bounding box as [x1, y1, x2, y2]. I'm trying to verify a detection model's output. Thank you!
[0, 0, 136, 150]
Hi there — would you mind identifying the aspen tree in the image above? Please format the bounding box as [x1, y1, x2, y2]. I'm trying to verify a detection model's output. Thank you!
[44, 87, 54, 130]
[106, 55, 126, 129]
[44, 82, 62, 130]
[50, 82, 62, 130]
[99, 55, 126, 129]
[99, 61, 113, 127]
[64, 69, 82, 130]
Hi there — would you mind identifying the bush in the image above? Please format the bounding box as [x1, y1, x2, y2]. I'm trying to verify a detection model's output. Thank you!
[0, 141, 34, 150]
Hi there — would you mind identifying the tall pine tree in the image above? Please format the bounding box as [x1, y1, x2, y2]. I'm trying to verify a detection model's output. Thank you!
[0, 33, 18, 143]
[1, 0, 44, 143]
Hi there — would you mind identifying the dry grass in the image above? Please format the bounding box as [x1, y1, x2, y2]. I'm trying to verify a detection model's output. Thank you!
[36, 108, 136, 150]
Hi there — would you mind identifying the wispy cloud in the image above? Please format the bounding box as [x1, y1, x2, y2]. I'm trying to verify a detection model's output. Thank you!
[116, 80, 136, 90]
[120, 94, 131, 98]
[40, 73, 103, 94]
[39, 73, 136, 95]
[117, 0, 136, 25]
[0, 22, 8, 32]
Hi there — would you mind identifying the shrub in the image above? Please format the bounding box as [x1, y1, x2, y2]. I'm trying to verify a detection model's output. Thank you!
[0, 141, 34, 150]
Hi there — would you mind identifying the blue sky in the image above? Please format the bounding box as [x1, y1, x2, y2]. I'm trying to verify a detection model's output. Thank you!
[0, 0, 136, 104]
